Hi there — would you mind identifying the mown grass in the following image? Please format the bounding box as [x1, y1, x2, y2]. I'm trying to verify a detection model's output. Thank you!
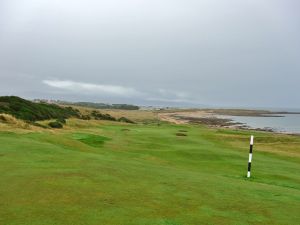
[0, 120, 299, 225]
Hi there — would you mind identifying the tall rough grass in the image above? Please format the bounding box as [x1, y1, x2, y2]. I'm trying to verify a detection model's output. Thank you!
[0, 113, 30, 129]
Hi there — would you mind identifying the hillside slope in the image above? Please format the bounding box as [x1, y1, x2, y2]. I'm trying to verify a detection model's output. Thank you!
[0, 96, 80, 121]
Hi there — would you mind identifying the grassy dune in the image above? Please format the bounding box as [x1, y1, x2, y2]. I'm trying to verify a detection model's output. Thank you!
[0, 119, 299, 225]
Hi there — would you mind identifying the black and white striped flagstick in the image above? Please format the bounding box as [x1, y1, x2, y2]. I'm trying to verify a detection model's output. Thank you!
[247, 135, 254, 178]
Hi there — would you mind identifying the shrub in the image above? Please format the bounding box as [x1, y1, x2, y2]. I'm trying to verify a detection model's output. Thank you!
[81, 115, 91, 120]
[56, 118, 66, 124]
[30, 122, 48, 128]
[48, 121, 63, 128]
[118, 117, 134, 124]
[91, 111, 116, 121]
[0, 96, 81, 121]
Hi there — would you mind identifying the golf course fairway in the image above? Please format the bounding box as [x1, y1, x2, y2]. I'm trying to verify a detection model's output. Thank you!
[0, 119, 299, 225]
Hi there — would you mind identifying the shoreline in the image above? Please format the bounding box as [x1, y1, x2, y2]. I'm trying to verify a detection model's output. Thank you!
[158, 110, 300, 135]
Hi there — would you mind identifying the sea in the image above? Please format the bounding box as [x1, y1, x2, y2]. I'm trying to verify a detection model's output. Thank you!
[220, 113, 300, 134]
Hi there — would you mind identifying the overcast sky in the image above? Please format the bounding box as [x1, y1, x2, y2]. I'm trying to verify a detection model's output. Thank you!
[0, 0, 299, 108]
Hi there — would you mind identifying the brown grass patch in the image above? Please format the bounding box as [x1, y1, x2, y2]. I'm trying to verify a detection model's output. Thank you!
[0, 113, 30, 129]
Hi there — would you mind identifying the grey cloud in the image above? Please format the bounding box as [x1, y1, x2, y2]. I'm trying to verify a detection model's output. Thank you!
[0, 0, 299, 108]
[43, 79, 197, 105]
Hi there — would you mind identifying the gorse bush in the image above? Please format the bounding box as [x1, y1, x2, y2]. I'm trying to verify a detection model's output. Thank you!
[56, 118, 66, 124]
[118, 117, 134, 124]
[81, 115, 91, 120]
[0, 96, 80, 121]
[0, 96, 136, 126]
[91, 111, 116, 121]
[48, 121, 63, 128]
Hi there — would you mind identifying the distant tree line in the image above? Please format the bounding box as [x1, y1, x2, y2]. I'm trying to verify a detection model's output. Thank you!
[58, 101, 140, 110]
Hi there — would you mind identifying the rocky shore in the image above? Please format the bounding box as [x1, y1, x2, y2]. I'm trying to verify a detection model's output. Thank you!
[158, 109, 300, 134]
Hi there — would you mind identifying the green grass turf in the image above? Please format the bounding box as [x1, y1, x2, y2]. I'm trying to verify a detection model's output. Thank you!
[0, 121, 299, 225]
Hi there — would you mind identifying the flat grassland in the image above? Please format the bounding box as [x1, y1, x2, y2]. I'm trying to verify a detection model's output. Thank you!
[0, 115, 299, 225]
